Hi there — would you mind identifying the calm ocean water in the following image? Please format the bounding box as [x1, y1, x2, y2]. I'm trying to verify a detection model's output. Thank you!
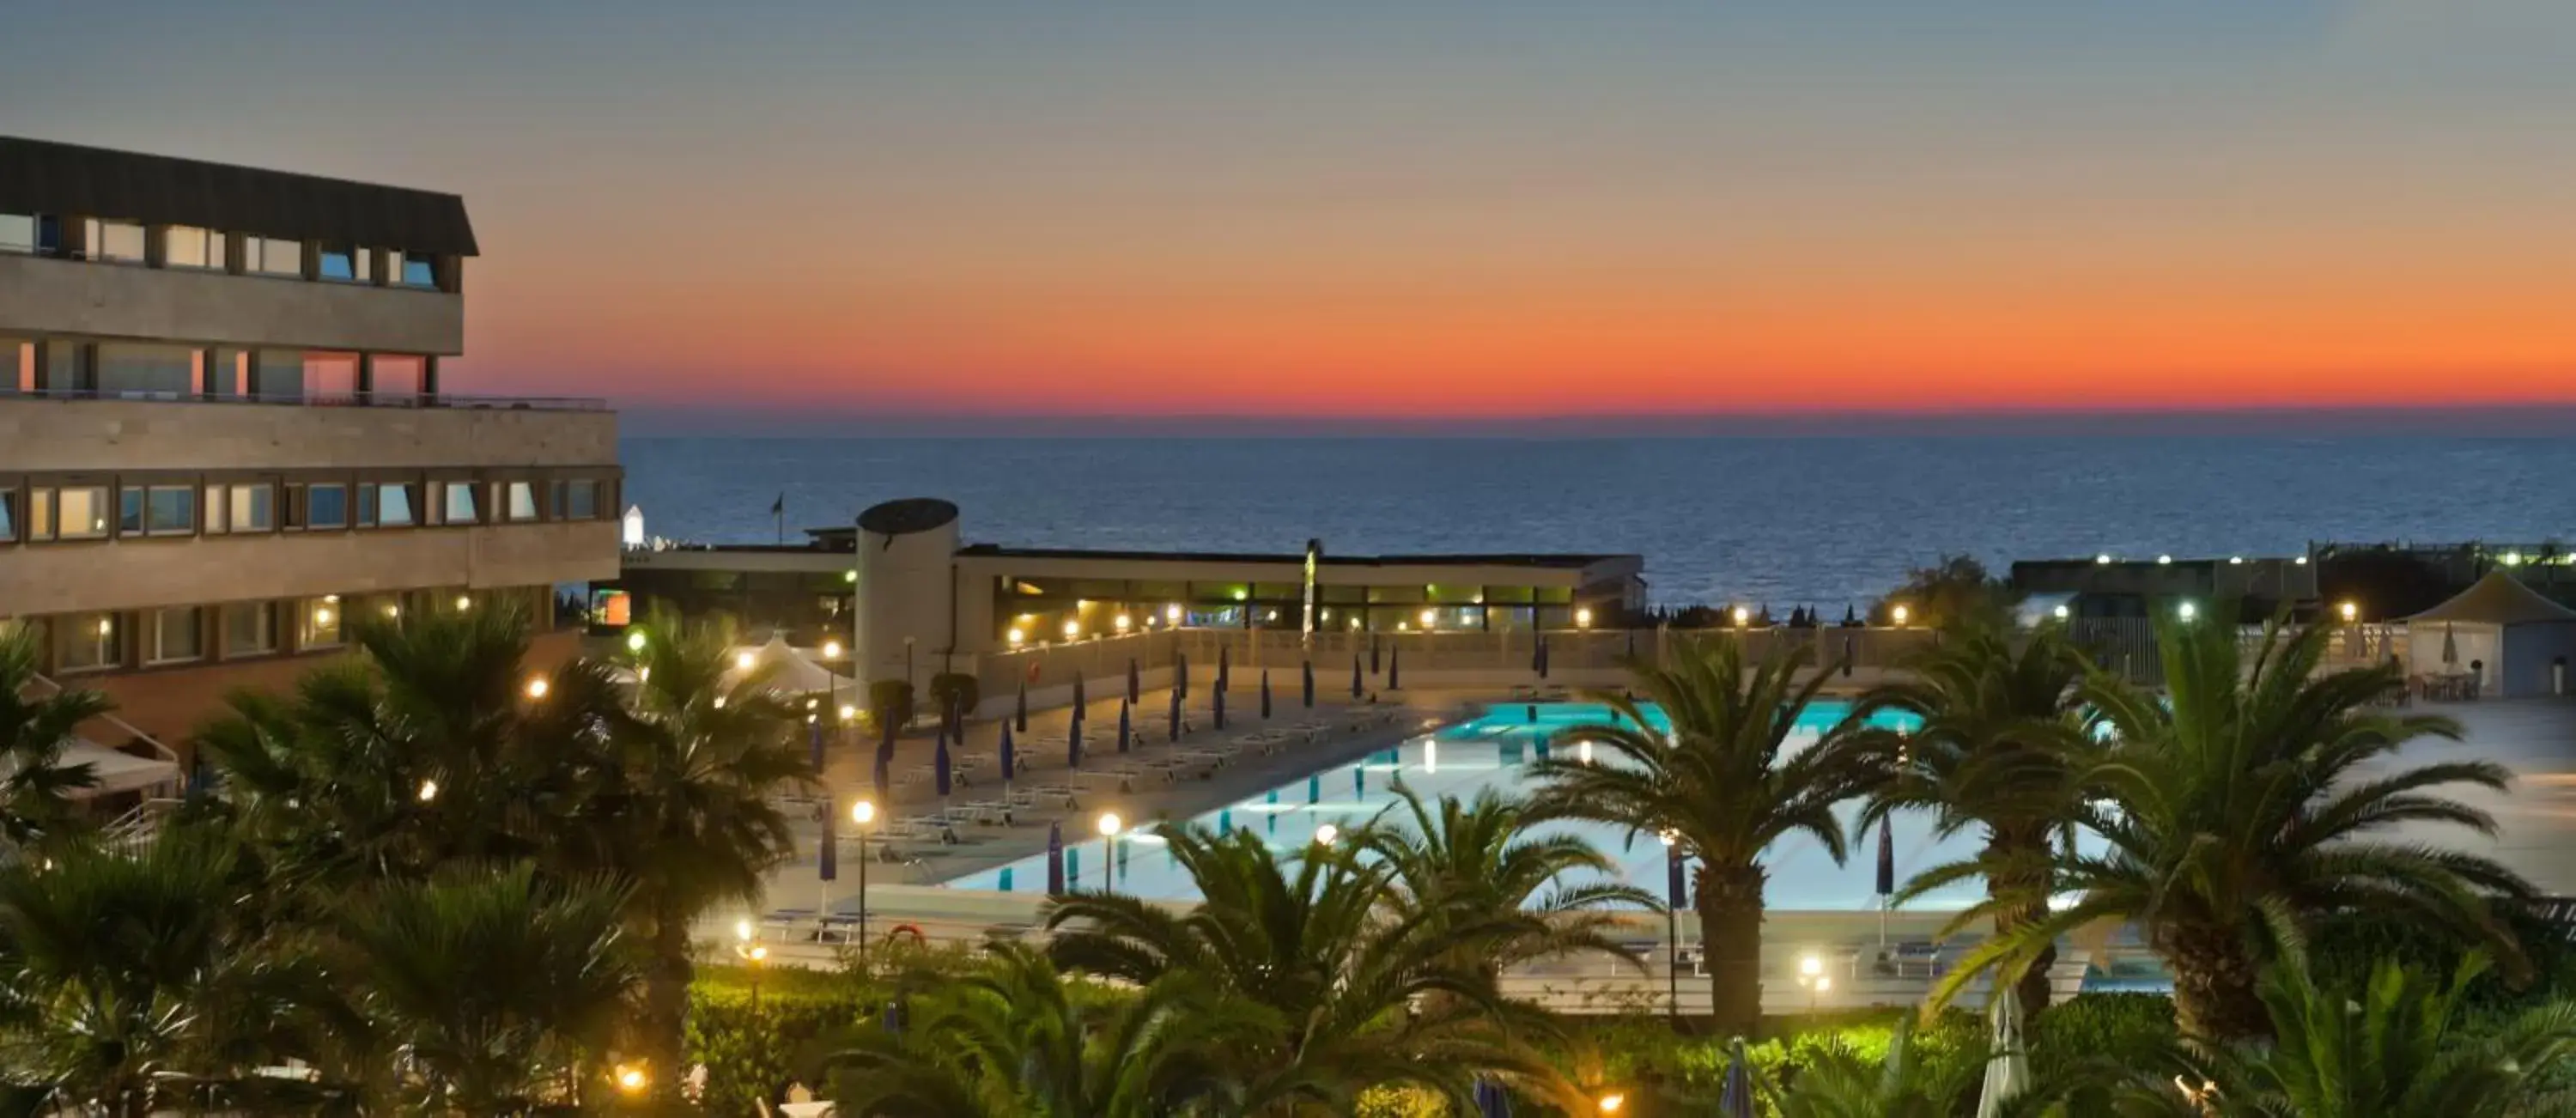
[622, 437, 2576, 610]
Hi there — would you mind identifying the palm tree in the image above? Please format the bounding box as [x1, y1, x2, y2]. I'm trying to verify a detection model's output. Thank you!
[0, 825, 267, 1116]
[1850, 623, 2095, 1019]
[561, 607, 811, 1086]
[195, 599, 629, 893]
[1043, 824, 1553, 1113]
[1928, 614, 2533, 1042]
[337, 862, 639, 1115]
[1527, 638, 1878, 1039]
[829, 941, 1264, 1117]
[1355, 782, 1656, 981]
[2138, 951, 2576, 1117]
[0, 621, 106, 855]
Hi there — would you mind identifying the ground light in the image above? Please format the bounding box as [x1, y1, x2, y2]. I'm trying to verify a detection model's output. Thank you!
[524, 675, 549, 699]
[615, 1065, 648, 1097]
[2053, 605, 2071, 620]
[1597, 1091, 1625, 1114]
[626, 630, 647, 653]
[2178, 601, 2199, 621]
[735, 650, 756, 671]
[1314, 823, 1339, 844]
[1097, 811, 1124, 892]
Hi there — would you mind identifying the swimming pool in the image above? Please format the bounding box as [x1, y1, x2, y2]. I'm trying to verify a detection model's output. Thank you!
[937, 701, 2038, 911]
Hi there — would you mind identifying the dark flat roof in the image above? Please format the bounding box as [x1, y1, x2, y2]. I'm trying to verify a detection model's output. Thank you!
[0, 136, 478, 256]
[953, 543, 1624, 569]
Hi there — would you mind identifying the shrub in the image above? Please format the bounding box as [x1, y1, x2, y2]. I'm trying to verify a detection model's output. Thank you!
[927, 672, 979, 721]
[2026, 992, 2178, 1082]
[866, 679, 914, 732]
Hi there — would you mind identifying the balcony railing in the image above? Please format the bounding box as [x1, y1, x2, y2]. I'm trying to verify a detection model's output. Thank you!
[0, 386, 607, 411]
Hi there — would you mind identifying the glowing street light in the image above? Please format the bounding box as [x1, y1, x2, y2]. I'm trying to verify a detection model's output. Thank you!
[524, 675, 550, 700]
[1097, 811, 1123, 838]
[454, 594, 472, 611]
[1890, 604, 1911, 627]
[1418, 608, 1437, 629]
[822, 639, 842, 659]
[2053, 604, 2071, 620]
[838, 704, 859, 723]
[1314, 823, 1340, 844]
[2158, 554, 2173, 565]
[626, 630, 647, 653]
[2096, 553, 2113, 565]
[1575, 606, 1594, 629]
[2339, 601, 2360, 623]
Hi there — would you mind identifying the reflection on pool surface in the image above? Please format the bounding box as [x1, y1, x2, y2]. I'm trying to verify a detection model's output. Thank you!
[935, 700, 2050, 911]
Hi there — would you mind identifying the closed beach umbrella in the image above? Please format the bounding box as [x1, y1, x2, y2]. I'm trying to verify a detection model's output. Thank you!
[1118, 697, 1133, 754]
[1127, 658, 1140, 705]
[1176, 653, 1188, 700]
[1876, 817, 1898, 899]
[1977, 979, 2032, 1117]
[1261, 671, 1273, 718]
[999, 723, 1018, 785]
[1534, 632, 1547, 677]
[819, 793, 837, 884]
[872, 717, 896, 799]
[2443, 622, 2460, 667]
[1302, 659, 1315, 708]
[1070, 699, 1085, 756]
[1016, 679, 1029, 732]
[1074, 673, 1086, 711]
[933, 725, 953, 799]
[808, 719, 826, 775]
[1167, 686, 1182, 743]
[1844, 633, 1856, 677]
[1370, 635, 1381, 675]
[1045, 822, 1066, 894]
[1068, 709, 1084, 769]
[1717, 1038, 1756, 1117]
[1388, 646, 1401, 690]
[1218, 644, 1230, 693]
[1668, 847, 1688, 909]
[1213, 682, 1227, 730]
[1473, 1079, 1512, 1118]
[1307, 774, 1321, 804]
[1351, 655, 1364, 698]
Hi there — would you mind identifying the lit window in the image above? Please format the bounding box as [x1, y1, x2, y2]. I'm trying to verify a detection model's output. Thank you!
[164, 226, 226, 269]
[227, 483, 275, 532]
[222, 602, 277, 657]
[55, 612, 122, 672]
[119, 485, 197, 536]
[374, 483, 415, 527]
[248, 237, 302, 276]
[506, 481, 539, 522]
[0, 213, 33, 253]
[299, 597, 343, 648]
[318, 244, 357, 281]
[306, 483, 349, 530]
[149, 607, 204, 665]
[442, 482, 480, 524]
[0, 489, 15, 543]
[48, 486, 111, 539]
[83, 219, 147, 263]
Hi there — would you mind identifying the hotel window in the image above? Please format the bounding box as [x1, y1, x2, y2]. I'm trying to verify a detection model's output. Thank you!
[222, 601, 277, 657]
[439, 481, 481, 525]
[299, 596, 343, 648]
[82, 218, 148, 263]
[149, 607, 204, 665]
[306, 483, 349, 530]
[0, 489, 15, 543]
[505, 481, 539, 522]
[34, 485, 112, 540]
[164, 226, 226, 269]
[389, 250, 436, 287]
[56, 612, 122, 672]
[552, 479, 600, 520]
[318, 244, 358, 281]
[357, 481, 416, 528]
[0, 213, 33, 253]
[205, 483, 276, 534]
[247, 236, 302, 276]
[118, 484, 197, 537]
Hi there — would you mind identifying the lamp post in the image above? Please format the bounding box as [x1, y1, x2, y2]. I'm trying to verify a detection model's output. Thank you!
[733, 922, 769, 1095]
[852, 799, 877, 963]
[1660, 831, 1682, 1022]
[1097, 811, 1123, 891]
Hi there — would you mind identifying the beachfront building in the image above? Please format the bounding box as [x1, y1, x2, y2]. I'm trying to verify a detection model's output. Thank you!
[607, 497, 1643, 692]
[0, 136, 622, 787]
[2011, 553, 2318, 621]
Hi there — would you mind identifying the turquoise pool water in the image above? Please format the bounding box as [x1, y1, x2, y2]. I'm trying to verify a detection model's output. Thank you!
[936, 701, 2043, 911]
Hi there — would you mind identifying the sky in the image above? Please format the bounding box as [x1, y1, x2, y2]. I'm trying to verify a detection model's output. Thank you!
[5, 1, 2574, 430]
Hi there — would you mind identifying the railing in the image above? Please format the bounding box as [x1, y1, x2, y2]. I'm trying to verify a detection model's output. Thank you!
[0, 386, 608, 411]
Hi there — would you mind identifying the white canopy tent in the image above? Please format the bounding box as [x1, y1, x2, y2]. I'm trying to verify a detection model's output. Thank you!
[59, 739, 182, 799]
[2403, 572, 2576, 698]
[729, 635, 852, 696]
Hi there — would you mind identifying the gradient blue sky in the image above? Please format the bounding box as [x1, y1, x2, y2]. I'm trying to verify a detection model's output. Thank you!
[6, 2, 2573, 428]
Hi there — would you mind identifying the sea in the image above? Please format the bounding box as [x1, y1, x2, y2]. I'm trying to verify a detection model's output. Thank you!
[622, 437, 2576, 611]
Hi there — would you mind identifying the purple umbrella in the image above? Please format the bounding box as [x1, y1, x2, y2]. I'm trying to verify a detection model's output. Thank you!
[1370, 635, 1381, 675]
[1533, 632, 1546, 677]
[1073, 673, 1086, 710]
[1046, 822, 1065, 894]
[808, 719, 826, 775]
[1302, 660, 1315, 708]
[1261, 671, 1273, 719]
[819, 791, 838, 883]
[1167, 686, 1182, 743]
[933, 725, 953, 799]
[1117, 697, 1133, 754]
[999, 722, 1017, 785]
[1473, 1079, 1512, 1118]
[1388, 645, 1401, 690]
[1015, 679, 1029, 732]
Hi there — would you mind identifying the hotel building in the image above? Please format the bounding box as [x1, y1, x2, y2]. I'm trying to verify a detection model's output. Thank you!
[608, 498, 1643, 691]
[0, 137, 621, 780]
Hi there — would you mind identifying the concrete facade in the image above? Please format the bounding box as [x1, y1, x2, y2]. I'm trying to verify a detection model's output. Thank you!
[0, 520, 617, 617]
[0, 252, 463, 355]
[0, 396, 616, 471]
